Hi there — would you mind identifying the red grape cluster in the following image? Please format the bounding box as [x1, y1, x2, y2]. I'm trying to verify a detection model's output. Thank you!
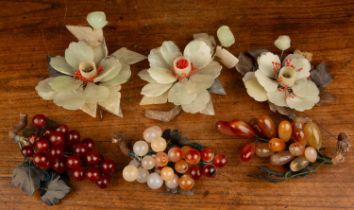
[21, 114, 116, 188]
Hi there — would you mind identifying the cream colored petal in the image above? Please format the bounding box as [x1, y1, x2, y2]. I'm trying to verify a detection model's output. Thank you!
[147, 67, 177, 84]
[53, 89, 85, 110]
[102, 64, 131, 87]
[181, 90, 210, 113]
[286, 95, 318, 111]
[255, 70, 278, 92]
[65, 41, 94, 69]
[92, 41, 108, 64]
[140, 92, 168, 105]
[283, 54, 311, 80]
[83, 83, 110, 103]
[200, 99, 215, 115]
[111, 47, 146, 65]
[160, 41, 182, 65]
[148, 48, 170, 69]
[196, 61, 222, 79]
[292, 79, 320, 99]
[94, 57, 121, 82]
[183, 40, 212, 69]
[98, 90, 122, 117]
[189, 73, 215, 91]
[168, 80, 198, 105]
[49, 76, 82, 92]
[138, 69, 156, 83]
[35, 78, 56, 100]
[267, 88, 287, 107]
[257, 52, 280, 78]
[80, 103, 97, 118]
[243, 72, 268, 102]
[50, 56, 75, 76]
[141, 82, 173, 97]
[66, 25, 103, 47]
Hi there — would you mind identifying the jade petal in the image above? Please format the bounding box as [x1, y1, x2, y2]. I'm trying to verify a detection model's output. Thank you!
[53, 90, 85, 110]
[217, 25, 235, 47]
[35, 78, 56, 100]
[83, 83, 110, 103]
[49, 76, 82, 92]
[181, 90, 210, 113]
[87, 11, 108, 29]
[99, 90, 121, 117]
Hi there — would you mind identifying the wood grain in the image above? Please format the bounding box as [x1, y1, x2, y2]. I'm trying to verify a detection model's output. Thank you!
[0, 0, 353, 209]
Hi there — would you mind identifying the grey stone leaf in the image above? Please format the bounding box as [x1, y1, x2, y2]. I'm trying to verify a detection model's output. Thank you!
[268, 102, 296, 118]
[310, 62, 333, 88]
[235, 52, 254, 75]
[144, 106, 182, 122]
[247, 49, 269, 60]
[41, 175, 71, 206]
[48, 56, 65, 77]
[208, 79, 226, 95]
[11, 163, 43, 195]
[318, 90, 336, 105]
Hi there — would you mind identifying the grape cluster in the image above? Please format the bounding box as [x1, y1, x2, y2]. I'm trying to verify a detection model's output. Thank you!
[217, 115, 322, 172]
[122, 126, 227, 191]
[21, 114, 116, 188]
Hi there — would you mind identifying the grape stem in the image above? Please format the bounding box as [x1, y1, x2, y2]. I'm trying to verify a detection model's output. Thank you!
[9, 113, 28, 149]
[254, 135, 269, 143]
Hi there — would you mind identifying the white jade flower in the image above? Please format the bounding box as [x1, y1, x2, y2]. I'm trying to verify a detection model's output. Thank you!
[243, 52, 320, 111]
[139, 38, 222, 115]
[35, 11, 145, 118]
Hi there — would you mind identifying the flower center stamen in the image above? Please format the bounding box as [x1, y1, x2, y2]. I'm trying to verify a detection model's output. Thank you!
[277, 66, 296, 87]
[173, 56, 197, 80]
[74, 61, 103, 83]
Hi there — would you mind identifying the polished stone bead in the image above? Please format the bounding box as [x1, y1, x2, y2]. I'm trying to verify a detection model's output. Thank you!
[133, 140, 149, 156]
[270, 151, 294, 166]
[168, 147, 184, 162]
[147, 172, 163, 190]
[136, 167, 149, 183]
[304, 146, 318, 163]
[304, 122, 322, 150]
[143, 126, 162, 143]
[178, 175, 195, 191]
[165, 174, 179, 189]
[290, 156, 309, 172]
[174, 160, 189, 174]
[141, 155, 155, 170]
[255, 143, 273, 158]
[278, 120, 292, 142]
[155, 152, 169, 167]
[151, 137, 167, 152]
[269, 138, 286, 152]
[289, 142, 305, 156]
[122, 165, 139, 182]
[160, 166, 175, 181]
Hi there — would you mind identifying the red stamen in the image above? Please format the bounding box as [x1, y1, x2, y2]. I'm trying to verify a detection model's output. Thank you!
[175, 58, 189, 69]
[74, 66, 104, 83]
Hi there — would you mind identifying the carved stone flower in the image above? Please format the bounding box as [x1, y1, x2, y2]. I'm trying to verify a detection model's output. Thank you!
[243, 52, 320, 111]
[138, 37, 222, 115]
[35, 11, 145, 118]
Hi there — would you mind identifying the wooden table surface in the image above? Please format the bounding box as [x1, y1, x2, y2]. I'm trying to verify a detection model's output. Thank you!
[0, 0, 353, 209]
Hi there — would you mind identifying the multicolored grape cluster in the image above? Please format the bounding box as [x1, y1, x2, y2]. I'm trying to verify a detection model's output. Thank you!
[122, 126, 227, 192]
[20, 114, 116, 188]
[216, 115, 323, 172]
